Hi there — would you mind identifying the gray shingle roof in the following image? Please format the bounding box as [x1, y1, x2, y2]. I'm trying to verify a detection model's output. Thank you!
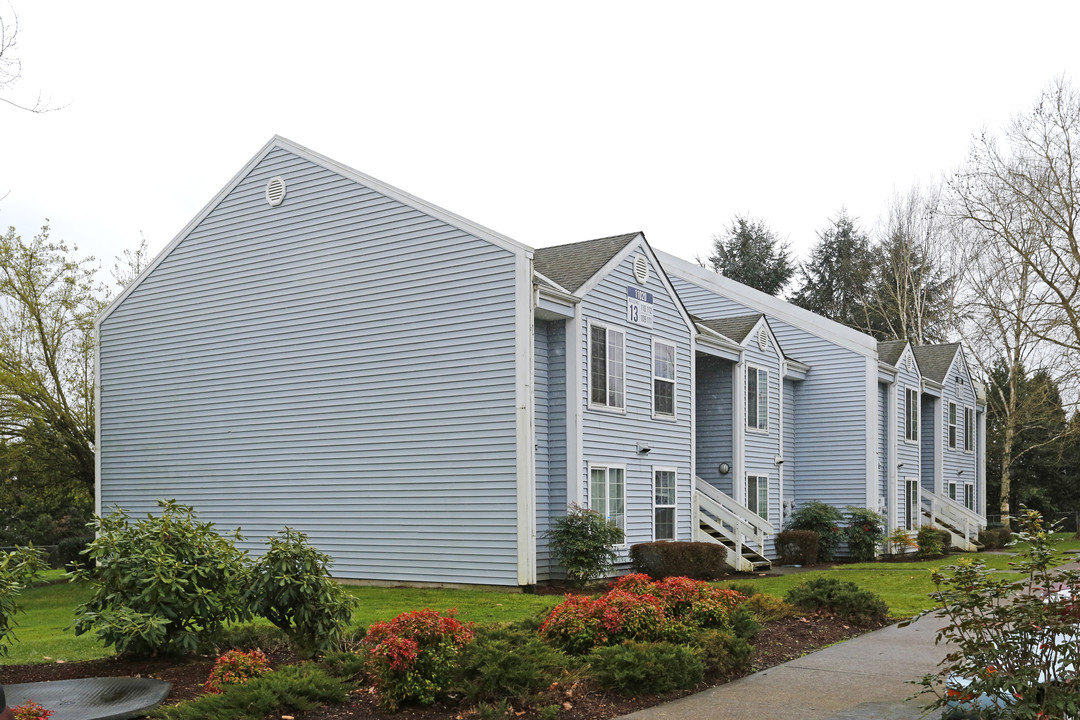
[696, 314, 764, 344]
[877, 340, 908, 367]
[534, 233, 640, 292]
[912, 343, 961, 383]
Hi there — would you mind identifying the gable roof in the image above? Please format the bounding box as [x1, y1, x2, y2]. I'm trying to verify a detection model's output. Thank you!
[696, 314, 764, 344]
[912, 343, 961, 383]
[533, 233, 640, 292]
[877, 340, 908, 367]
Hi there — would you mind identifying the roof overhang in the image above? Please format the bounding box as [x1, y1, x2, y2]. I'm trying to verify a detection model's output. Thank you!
[878, 362, 898, 383]
[534, 283, 579, 320]
[785, 357, 810, 381]
[695, 323, 743, 362]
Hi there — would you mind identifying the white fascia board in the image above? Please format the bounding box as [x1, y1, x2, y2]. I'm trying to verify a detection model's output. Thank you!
[535, 270, 571, 294]
[694, 323, 743, 353]
[741, 316, 784, 364]
[655, 249, 879, 358]
[878, 362, 898, 382]
[98, 135, 532, 328]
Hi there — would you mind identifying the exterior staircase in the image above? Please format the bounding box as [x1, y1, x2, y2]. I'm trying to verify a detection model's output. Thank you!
[920, 487, 986, 552]
[694, 477, 774, 572]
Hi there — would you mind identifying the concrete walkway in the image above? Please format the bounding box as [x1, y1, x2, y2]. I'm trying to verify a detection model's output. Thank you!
[622, 611, 948, 720]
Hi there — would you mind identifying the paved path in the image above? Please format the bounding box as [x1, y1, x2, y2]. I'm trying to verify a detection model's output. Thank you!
[622, 611, 948, 720]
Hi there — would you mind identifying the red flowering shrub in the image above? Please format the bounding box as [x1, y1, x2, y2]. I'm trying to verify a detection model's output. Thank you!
[205, 648, 271, 694]
[541, 576, 747, 653]
[362, 608, 474, 710]
[13, 700, 55, 720]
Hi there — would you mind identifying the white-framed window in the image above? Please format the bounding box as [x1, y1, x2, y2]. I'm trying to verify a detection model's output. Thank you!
[964, 406, 974, 452]
[652, 340, 676, 419]
[948, 480, 957, 501]
[589, 322, 625, 410]
[964, 482, 975, 511]
[948, 402, 958, 449]
[747, 474, 769, 522]
[589, 464, 625, 534]
[653, 467, 676, 541]
[747, 366, 768, 432]
[905, 387, 919, 443]
[905, 479, 920, 530]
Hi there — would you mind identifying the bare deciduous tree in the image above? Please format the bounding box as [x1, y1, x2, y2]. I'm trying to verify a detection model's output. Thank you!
[0, 3, 55, 114]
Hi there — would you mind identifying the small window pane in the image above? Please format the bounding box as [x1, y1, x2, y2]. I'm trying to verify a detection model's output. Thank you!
[747, 370, 758, 428]
[608, 331, 625, 408]
[590, 326, 607, 405]
[654, 343, 675, 380]
[654, 471, 676, 505]
[655, 508, 674, 541]
[590, 468, 606, 516]
[757, 370, 768, 431]
[609, 468, 625, 530]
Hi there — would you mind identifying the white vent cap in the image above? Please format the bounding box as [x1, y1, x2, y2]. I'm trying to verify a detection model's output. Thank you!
[758, 327, 769, 352]
[633, 254, 650, 284]
[265, 176, 287, 207]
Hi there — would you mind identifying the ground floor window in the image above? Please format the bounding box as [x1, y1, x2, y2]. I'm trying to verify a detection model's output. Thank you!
[653, 468, 676, 540]
[905, 479, 919, 530]
[589, 464, 625, 532]
[964, 482, 975, 511]
[948, 481, 957, 502]
[747, 474, 768, 522]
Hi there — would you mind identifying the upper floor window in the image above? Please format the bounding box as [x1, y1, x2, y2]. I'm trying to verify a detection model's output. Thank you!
[747, 366, 768, 432]
[905, 387, 919, 442]
[747, 474, 769, 522]
[653, 468, 676, 541]
[653, 340, 676, 418]
[589, 323, 625, 410]
[964, 406, 974, 452]
[948, 402, 958, 449]
[590, 464, 625, 533]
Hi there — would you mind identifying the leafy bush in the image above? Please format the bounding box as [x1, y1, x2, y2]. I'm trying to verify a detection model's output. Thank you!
[13, 700, 55, 720]
[318, 650, 367, 680]
[916, 509, 1080, 719]
[776, 530, 819, 565]
[362, 608, 475, 710]
[784, 501, 843, 561]
[1, 545, 47, 655]
[545, 505, 623, 586]
[785, 578, 888, 625]
[978, 526, 1012, 550]
[150, 663, 349, 720]
[741, 593, 800, 622]
[71, 500, 250, 656]
[916, 526, 945, 559]
[198, 623, 290, 655]
[729, 606, 761, 641]
[245, 527, 357, 658]
[540, 575, 745, 653]
[842, 506, 886, 562]
[691, 628, 753, 675]
[53, 535, 94, 571]
[205, 649, 271, 694]
[628, 541, 727, 580]
[455, 625, 575, 703]
[885, 527, 918, 555]
[589, 641, 704, 694]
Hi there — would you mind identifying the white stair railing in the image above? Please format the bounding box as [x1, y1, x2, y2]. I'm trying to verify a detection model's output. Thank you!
[921, 487, 986, 551]
[694, 477, 774, 571]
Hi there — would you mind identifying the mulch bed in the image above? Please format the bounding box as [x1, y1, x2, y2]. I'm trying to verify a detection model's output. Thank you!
[1, 613, 887, 719]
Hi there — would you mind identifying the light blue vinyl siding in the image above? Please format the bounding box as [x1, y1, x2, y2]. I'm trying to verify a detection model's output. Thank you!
[878, 383, 888, 507]
[99, 147, 522, 585]
[670, 275, 871, 511]
[941, 354, 978, 503]
[696, 357, 734, 495]
[535, 320, 567, 580]
[783, 379, 796, 524]
[578, 246, 694, 558]
[921, 395, 938, 493]
[743, 331, 781, 537]
[895, 350, 921, 526]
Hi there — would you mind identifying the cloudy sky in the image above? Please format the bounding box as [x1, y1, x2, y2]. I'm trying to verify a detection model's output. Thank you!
[1, 1, 1076, 281]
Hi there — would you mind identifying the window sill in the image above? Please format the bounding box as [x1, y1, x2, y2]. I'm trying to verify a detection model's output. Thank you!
[587, 403, 626, 415]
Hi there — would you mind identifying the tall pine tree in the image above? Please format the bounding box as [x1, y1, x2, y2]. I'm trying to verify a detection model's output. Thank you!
[702, 215, 795, 296]
[791, 210, 873, 329]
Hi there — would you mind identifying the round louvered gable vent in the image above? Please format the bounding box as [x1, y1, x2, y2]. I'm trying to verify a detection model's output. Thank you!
[265, 176, 287, 207]
[758, 327, 768, 351]
[633, 254, 650, 284]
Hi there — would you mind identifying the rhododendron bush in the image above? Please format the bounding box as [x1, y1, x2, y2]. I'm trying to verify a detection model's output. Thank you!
[540, 574, 745, 653]
[362, 608, 474, 710]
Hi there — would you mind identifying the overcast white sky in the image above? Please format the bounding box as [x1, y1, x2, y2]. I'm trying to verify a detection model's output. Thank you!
[1, 1, 1077, 282]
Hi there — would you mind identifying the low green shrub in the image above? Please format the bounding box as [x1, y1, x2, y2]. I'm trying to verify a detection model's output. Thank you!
[205, 649, 271, 694]
[723, 581, 759, 598]
[741, 593, 800, 622]
[916, 526, 946, 559]
[785, 578, 888, 625]
[977, 526, 1012, 550]
[246, 527, 357, 658]
[628, 541, 727, 580]
[455, 625, 575, 703]
[545, 505, 624, 586]
[1, 545, 48, 655]
[589, 641, 704, 694]
[784, 501, 843, 561]
[54, 535, 94, 571]
[886, 527, 918, 555]
[72, 500, 250, 656]
[362, 608, 475, 710]
[776, 530, 819, 565]
[198, 623, 291, 655]
[691, 628, 753, 675]
[843, 506, 886, 562]
[318, 650, 367, 680]
[729, 607, 760, 641]
[150, 663, 349, 720]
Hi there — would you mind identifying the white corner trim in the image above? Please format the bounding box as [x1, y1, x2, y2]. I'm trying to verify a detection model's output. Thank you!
[866, 355, 878, 512]
[516, 252, 536, 586]
[94, 323, 102, 520]
[567, 308, 584, 508]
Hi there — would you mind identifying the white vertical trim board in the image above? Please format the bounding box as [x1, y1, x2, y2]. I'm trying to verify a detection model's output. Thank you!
[887, 379, 898, 531]
[866, 355, 878, 512]
[516, 251, 537, 586]
[566, 309, 584, 507]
